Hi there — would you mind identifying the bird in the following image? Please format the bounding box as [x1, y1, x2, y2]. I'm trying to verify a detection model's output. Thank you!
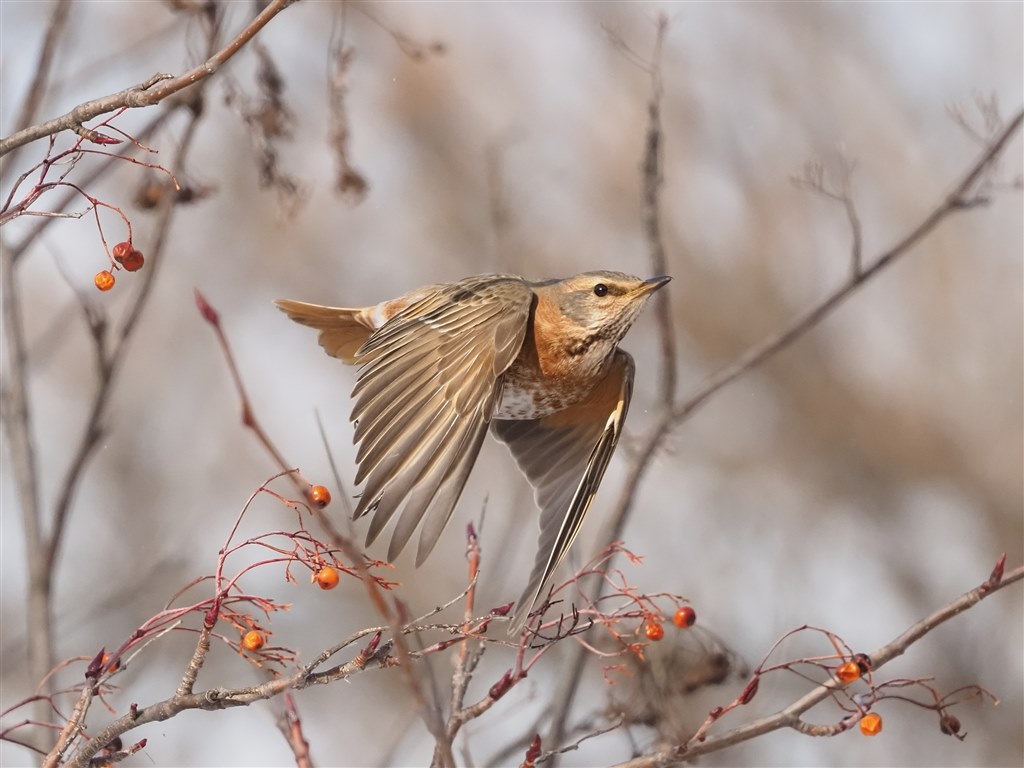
[275, 270, 670, 633]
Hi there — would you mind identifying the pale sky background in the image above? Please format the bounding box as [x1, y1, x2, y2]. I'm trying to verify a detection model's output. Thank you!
[1, 2, 1022, 766]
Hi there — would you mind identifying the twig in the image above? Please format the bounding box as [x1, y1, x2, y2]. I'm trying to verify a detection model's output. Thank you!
[314, 409, 355, 519]
[437, 521, 487, 761]
[40, 684, 92, 768]
[0, 0, 297, 158]
[275, 693, 313, 768]
[639, 15, 677, 405]
[539, 715, 625, 764]
[0, 214, 48, 696]
[5, 108, 187, 264]
[326, 14, 369, 204]
[64, 651, 365, 768]
[194, 290, 307, 487]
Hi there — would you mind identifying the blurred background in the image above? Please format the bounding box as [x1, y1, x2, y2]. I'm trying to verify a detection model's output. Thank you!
[1, 1, 1021, 766]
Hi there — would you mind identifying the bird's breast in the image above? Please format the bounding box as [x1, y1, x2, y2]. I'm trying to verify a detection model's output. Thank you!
[493, 300, 609, 420]
[494, 373, 573, 419]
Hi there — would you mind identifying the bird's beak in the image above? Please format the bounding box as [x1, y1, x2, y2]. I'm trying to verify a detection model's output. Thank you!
[637, 275, 672, 296]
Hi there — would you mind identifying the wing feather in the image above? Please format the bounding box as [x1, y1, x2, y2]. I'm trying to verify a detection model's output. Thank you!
[351, 276, 533, 561]
[492, 350, 635, 635]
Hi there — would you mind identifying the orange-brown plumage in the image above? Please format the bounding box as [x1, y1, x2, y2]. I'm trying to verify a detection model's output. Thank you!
[276, 270, 670, 633]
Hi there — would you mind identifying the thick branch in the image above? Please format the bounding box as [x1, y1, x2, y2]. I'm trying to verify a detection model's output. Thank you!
[0, 0, 295, 158]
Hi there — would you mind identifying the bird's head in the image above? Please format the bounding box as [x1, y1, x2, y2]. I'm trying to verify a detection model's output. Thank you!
[550, 271, 671, 351]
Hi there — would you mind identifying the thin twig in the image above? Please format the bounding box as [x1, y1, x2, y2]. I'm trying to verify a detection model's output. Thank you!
[639, 15, 677, 405]
[437, 522, 487, 761]
[0, 226, 48, 695]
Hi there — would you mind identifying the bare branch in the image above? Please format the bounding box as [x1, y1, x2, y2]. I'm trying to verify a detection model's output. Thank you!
[670, 107, 1022, 430]
[326, 16, 369, 205]
[639, 14, 677, 404]
[275, 693, 313, 768]
[792, 154, 863, 276]
[1, 223, 49, 700]
[0, 0, 297, 158]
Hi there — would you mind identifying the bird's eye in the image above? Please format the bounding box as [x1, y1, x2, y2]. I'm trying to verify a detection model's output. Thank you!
[593, 283, 608, 297]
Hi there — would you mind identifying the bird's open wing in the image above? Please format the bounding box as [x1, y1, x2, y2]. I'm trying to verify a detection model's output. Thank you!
[492, 349, 634, 634]
[352, 276, 534, 565]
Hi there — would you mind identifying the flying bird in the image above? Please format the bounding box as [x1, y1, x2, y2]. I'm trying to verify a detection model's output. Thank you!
[276, 270, 670, 632]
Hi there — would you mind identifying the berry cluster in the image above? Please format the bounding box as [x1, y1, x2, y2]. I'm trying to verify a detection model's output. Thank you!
[643, 605, 697, 641]
[94, 241, 146, 291]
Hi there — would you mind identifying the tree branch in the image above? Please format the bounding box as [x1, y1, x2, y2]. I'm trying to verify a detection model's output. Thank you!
[0, 0, 296, 158]
[670, 107, 1023, 429]
[612, 562, 1023, 767]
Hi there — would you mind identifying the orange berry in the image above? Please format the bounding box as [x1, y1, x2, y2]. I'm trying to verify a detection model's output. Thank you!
[112, 241, 132, 261]
[859, 712, 882, 736]
[314, 566, 340, 590]
[121, 250, 144, 272]
[241, 630, 265, 651]
[310, 485, 332, 508]
[673, 606, 696, 628]
[94, 270, 115, 291]
[644, 621, 664, 641]
[836, 660, 862, 684]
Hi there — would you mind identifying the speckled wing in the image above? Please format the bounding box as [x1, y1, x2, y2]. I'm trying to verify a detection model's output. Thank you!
[492, 349, 635, 634]
[352, 275, 534, 565]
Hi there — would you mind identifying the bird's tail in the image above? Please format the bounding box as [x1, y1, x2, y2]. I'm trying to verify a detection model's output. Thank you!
[275, 300, 375, 364]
